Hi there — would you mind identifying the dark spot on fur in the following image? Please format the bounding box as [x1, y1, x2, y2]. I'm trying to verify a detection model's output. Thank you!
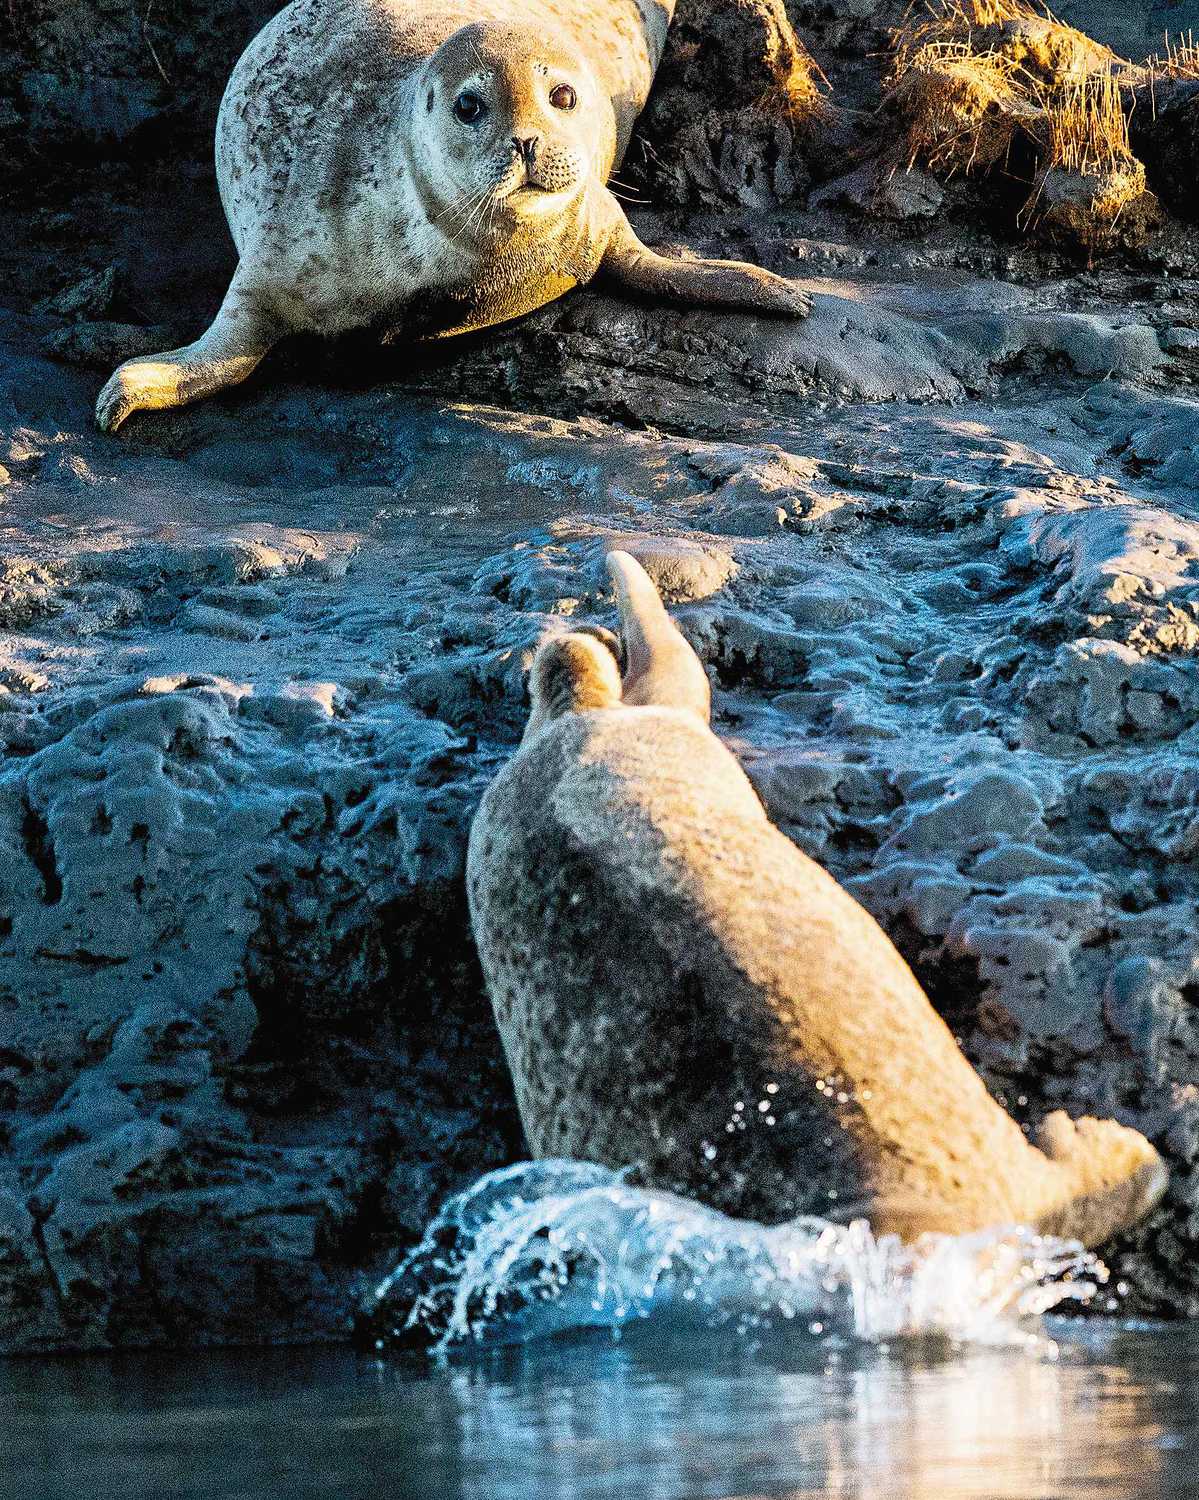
[427, 89, 435, 112]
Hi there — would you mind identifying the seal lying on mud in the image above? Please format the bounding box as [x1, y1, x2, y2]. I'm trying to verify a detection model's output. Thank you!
[95, 0, 811, 430]
[467, 551, 1167, 1248]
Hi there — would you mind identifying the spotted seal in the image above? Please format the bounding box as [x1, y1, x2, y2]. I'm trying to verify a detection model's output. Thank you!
[466, 550, 1167, 1248]
[95, 0, 812, 430]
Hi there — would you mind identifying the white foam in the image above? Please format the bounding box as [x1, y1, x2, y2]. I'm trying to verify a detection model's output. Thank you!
[371, 1160, 1107, 1355]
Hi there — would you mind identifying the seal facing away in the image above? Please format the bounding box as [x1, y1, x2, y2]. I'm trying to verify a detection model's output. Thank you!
[467, 551, 1167, 1248]
[95, 0, 812, 430]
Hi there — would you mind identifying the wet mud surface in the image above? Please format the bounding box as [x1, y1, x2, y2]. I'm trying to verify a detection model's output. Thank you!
[1, 1, 1198, 1349]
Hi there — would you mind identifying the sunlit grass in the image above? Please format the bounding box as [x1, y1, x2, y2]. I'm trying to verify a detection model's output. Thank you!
[1145, 30, 1199, 81]
[885, 0, 1155, 243]
[887, 40, 1028, 174]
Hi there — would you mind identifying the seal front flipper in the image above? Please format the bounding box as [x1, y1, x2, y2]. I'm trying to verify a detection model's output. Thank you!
[96, 271, 281, 432]
[597, 199, 812, 318]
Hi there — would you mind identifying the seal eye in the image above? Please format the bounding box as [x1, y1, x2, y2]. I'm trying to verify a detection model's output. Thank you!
[453, 91, 486, 124]
[549, 83, 577, 111]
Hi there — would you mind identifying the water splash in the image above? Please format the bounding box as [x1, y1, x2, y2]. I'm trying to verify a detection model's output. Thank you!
[367, 1160, 1108, 1356]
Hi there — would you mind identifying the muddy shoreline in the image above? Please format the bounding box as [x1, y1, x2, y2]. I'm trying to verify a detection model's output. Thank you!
[1, 1, 1198, 1351]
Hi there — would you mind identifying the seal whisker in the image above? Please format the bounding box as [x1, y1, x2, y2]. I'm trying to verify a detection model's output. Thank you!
[433, 187, 487, 230]
[459, 186, 496, 242]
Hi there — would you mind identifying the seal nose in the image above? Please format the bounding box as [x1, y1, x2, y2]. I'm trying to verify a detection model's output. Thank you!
[512, 133, 541, 166]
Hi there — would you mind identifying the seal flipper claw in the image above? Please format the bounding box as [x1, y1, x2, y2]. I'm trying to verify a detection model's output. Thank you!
[606, 550, 711, 721]
[96, 275, 278, 432]
[598, 202, 812, 318]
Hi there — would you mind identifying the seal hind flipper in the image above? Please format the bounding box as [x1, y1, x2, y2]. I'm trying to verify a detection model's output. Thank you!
[598, 203, 813, 318]
[606, 549, 711, 721]
[1031, 1111, 1168, 1249]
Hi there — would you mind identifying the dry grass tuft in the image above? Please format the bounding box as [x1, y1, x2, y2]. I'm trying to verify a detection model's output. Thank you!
[884, 1, 1162, 247]
[893, 0, 1120, 86]
[754, 35, 831, 125]
[1034, 65, 1131, 172]
[1145, 30, 1199, 81]
[888, 40, 1029, 173]
[893, 0, 1037, 72]
[1022, 66, 1159, 249]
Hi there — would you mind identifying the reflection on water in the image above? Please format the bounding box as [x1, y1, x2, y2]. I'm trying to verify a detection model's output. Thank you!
[2, 1321, 1195, 1500]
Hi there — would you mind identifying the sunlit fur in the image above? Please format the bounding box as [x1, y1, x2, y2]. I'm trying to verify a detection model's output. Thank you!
[94, 0, 812, 433]
[469, 552, 1167, 1252]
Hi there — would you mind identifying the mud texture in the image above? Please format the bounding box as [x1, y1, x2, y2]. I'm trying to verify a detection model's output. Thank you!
[1, 1, 1199, 1351]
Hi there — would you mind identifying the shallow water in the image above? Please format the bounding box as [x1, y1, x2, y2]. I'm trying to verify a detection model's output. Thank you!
[3, 1321, 1197, 1500]
[6, 1160, 1196, 1500]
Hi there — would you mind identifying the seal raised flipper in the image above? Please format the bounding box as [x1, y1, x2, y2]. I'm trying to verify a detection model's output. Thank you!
[606, 550, 711, 719]
[468, 561, 1167, 1252]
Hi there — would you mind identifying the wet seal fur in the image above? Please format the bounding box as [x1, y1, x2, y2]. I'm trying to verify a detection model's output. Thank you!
[467, 550, 1168, 1248]
[95, 0, 812, 430]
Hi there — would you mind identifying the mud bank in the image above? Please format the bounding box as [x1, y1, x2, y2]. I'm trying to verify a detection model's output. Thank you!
[1, 1, 1198, 1350]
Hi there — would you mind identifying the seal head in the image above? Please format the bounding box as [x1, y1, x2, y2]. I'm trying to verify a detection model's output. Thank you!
[413, 22, 614, 241]
[523, 628, 623, 744]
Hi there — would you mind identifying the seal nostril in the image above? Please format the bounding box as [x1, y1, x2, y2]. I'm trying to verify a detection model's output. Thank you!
[512, 134, 539, 165]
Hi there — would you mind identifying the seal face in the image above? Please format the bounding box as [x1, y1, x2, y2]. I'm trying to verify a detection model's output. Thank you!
[467, 551, 1167, 1249]
[95, 0, 814, 430]
[414, 23, 603, 218]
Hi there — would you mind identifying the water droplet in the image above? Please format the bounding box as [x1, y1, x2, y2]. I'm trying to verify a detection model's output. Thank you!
[837, 1091, 849, 1104]
[703, 1143, 717, 1161]
[765, 1082, 779, 1095]
[809, 1320, 824, 1335]
[758, 1101, 770, 1113]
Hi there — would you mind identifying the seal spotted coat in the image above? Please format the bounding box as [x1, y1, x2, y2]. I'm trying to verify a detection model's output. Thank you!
[466, 551, 1167, 1248]
[96, 0, 811, 430]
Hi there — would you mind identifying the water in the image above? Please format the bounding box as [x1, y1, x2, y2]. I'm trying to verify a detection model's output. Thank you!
[3, 1323, 1197, 1499]
[5, 1161, 1196, 1499]
[365, 1161, 1109, 1352]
